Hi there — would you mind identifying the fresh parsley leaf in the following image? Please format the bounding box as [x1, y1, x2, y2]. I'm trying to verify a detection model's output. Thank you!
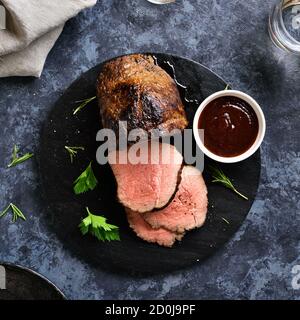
[73, 161, 98, 194]
[79, 207, 120, 242]
[65, 146, 85, 163]
[7, 145, 34, 168]
[73, 96, 96, 115]
[209, 165, 248, 200]
[0, 203, 26, 223]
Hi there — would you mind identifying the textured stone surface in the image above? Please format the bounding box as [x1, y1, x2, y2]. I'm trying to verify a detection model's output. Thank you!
[0, 0, 299, 300]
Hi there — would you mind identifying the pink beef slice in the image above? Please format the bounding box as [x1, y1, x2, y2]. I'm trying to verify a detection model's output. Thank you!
[144, 166, 208, 233]
[108, 141, 183, 213]
[126, 208, 183, 247]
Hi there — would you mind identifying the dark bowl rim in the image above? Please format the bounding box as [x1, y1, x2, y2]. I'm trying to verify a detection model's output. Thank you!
[0, 261, 67, 300]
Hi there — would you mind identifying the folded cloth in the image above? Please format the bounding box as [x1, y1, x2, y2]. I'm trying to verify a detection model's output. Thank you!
[0, 0, 96, 77]
[0, 26, 64, 77]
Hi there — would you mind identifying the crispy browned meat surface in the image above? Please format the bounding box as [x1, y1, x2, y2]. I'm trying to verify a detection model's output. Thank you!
[97, 54, 188, 135]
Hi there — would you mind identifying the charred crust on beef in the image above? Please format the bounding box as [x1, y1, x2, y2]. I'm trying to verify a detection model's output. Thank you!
[97, 54, 188, 137]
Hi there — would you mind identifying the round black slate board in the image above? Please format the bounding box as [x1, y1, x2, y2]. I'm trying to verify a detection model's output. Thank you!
[39, 53, 261, 275]
[0, 263, 65, 300]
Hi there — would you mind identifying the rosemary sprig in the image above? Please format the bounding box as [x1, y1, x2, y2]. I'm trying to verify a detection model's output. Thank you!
[73, 96, 96, 115]
[221, 217, 230, 225]
[65, 146, 85, 163]
[209, 165, 248, 200]
[0, 203, 26, 223]
[7, 145, 34, 168]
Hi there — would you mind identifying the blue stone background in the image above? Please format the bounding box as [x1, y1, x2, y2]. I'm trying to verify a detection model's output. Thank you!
[0, 0, 299, 300]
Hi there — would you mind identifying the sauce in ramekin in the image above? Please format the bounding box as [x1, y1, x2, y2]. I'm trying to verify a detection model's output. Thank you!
[198, 96, 259, 157]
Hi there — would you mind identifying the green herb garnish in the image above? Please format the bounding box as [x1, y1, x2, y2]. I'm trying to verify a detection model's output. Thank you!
[209, 166, 248, 200]
[0, 203, 26, 223]
[225, 84, 230, 90]
[65, 146, 85, 163]
[79, 207, 120, 242]
[73, 161, 98, 194]
[7, 145, 33, 168]
[73, 96, 96, 115]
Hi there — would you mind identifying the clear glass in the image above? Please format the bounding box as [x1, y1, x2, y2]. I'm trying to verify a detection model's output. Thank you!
[269, 0, 300, 54]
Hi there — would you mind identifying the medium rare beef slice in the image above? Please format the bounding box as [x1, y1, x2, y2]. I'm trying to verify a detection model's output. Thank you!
[126, 208, 183, 248]
[144, 166, 208, 233]
[109, 141, 183, 213]
[97, 54, 188, 135]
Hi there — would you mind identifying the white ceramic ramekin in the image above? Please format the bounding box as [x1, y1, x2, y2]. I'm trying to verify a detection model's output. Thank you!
[193, 90, 266, 163]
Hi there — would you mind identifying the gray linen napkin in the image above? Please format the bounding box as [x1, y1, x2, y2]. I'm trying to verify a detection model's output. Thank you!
[0, 0, 96, 77]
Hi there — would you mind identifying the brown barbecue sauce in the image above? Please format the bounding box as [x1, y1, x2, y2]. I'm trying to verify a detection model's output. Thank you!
[198, 96, 259, 157]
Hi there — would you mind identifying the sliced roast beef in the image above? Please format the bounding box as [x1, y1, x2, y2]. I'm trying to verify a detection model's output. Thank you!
[144, 166, 208, 233]
[109, 141, 183, 213]
[126, 208, 183, 247]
